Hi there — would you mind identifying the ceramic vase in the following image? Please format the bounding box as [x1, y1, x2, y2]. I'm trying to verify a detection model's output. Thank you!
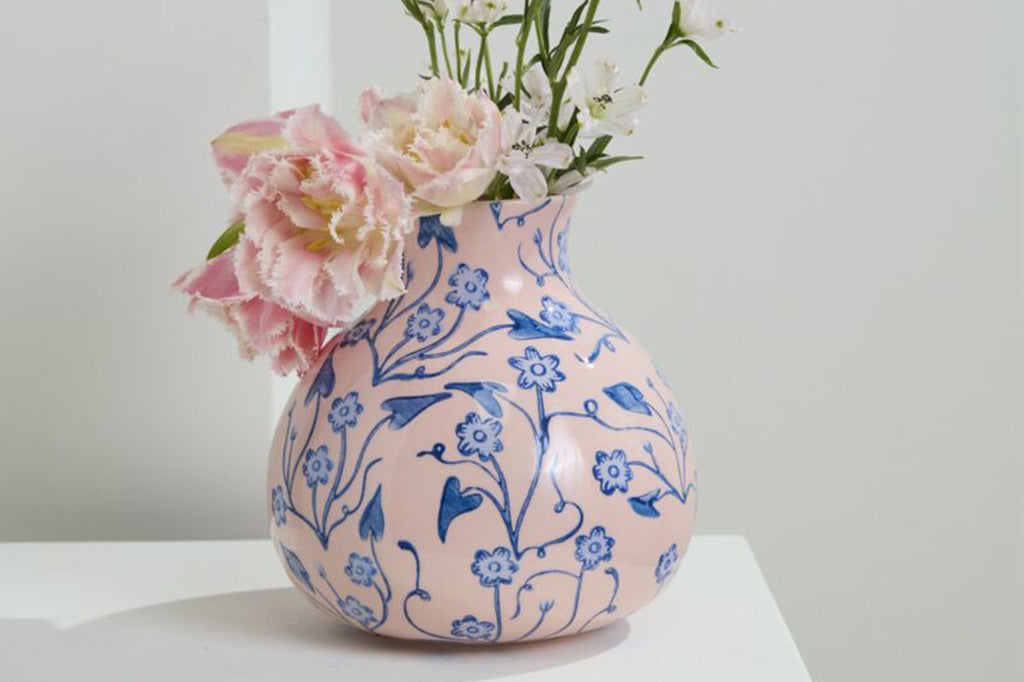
[267, 196, 696, 643]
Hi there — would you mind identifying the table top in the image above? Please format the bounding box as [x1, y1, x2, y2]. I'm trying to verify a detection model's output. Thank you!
[0, 536, 810, 682]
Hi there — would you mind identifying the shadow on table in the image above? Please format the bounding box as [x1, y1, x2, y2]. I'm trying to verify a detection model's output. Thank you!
[3, 588, 630, 681]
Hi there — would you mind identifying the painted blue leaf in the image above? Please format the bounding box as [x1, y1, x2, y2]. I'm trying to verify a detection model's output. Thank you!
[438, 476, 483, 542]
[444, 381, 508, 418]
[359, 485, 385, 541]
[602, 382, 652, 415]
[628, 490, 662, 518]
[304, 353, 336, 406]
[417, 214, 458, 252]
[489, 202, 503, 227]
[507, 310, 573, 341]
[279, 543, 313, 590]
[382, 392, 452, 429]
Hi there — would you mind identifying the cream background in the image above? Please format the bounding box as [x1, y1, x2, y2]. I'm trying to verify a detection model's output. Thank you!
[0, 1, 1021, 681]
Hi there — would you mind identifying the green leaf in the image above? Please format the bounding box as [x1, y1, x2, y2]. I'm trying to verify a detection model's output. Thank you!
[206, 220, 244, 260]
[678, 38, 717, 68]
[491, 13, 524, 28]
[589, 155, 643, 170]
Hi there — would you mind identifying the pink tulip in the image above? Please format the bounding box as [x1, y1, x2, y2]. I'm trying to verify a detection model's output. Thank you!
[173, 249, 326, 376]
[360, 77, 502, 211]
[225, 104, 413, 328]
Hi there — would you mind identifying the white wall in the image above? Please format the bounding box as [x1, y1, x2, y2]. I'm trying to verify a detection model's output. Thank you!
[0, 1, 1020, 681]
[0, 0, 272, 539]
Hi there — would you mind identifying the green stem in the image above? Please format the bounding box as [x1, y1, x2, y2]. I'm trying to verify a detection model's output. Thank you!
[455, 21, 463, 85]
[437, 20, 454, 77]
[639, 43, 667, 86]
[423, 23, 440, 77]
[548, 0, 601, 137]
[475, 30, 487, 91]
[514, 1, 532, 109]
[483, 33, 496, 98]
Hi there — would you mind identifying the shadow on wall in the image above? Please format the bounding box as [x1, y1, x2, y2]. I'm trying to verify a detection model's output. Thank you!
[2, 588, 629, 680]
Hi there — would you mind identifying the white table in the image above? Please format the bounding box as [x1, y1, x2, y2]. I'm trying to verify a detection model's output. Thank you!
[0, 536, 810, 681]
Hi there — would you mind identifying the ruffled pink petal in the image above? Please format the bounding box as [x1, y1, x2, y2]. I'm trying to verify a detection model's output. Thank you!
[211, 112, 292, 185]
[284, 104, 363, 157]
[173, 249, 243, 300]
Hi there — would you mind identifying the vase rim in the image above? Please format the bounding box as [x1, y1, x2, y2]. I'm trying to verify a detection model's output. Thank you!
[419, 195, 578, 216]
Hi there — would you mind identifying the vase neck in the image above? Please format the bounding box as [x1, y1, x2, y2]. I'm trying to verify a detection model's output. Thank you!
[407, 197, 577, 292]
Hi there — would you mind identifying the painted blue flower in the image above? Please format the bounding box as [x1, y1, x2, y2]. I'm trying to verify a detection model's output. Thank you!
[341, 318, 375, 346]
[539, 296, 579, 334]
[556, 229, 570, 272]
[344, 553, 378, 587]
[456, 412, 504, 460]
[667, 403, 685, 441]
[404, 303, 445, 341]
[271, 485, 287, 526]
[446, 264, 490, 310]
[655, 543, 680, 584]
[327, 391, 363, 432]
[575, 526, 615, 571]
[302, 445, 333, 487]
[471, 547, 519, 587]
[592, 449, 633, 495]
[338, 595, 376, 628]
[451, 615, 496, 640]
[508, 346, 566, 392]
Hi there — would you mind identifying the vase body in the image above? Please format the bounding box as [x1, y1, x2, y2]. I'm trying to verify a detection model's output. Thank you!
[267, 197, 696, 643]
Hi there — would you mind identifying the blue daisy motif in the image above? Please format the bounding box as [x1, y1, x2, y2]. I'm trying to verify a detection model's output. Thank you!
[471, 547, 519, 587]
[341, 318, 375, 346]
[508, 346, 566, 392]
[344, 553, 378, 587]
[451, 615, 496, 640]
[338, 595, 376, 628]
[327, 391, 363, 432]
[655, 543, 680, 584]
[446, 264, 490, 310]
[575, 526, 615, 571]
[404, 303, 445, 342]
[302, 445, 333, 487]
[539, 296, 579, 334]
[667, 403, 686, 441]
[592, 449, 634, 495]
[556, 230, 570, 272]
[456, 413, 504, 460]
[271, 485, 287, 526]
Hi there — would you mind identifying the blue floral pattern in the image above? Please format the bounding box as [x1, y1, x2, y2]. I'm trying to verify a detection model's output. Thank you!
[471, 547, 519, 587]
[451, 615, 496, 640]
[328, 391, 363, 432]
[575, 526, 615, 571]
[539, 296, 579, 334]
[508, 346, 566, 392]
[456, 413, 504, 460]
[338, 595, 377, 628]
[404, 303, 445, 341]
[302, 445, 333, 487]
[655, 543, 679, 584]
[446, 264, 490, 310]
[592, 449, 633, 495]
[344, 553, 378, 587]
[269, 199, 694, 643]
[271, 485, 287, 526]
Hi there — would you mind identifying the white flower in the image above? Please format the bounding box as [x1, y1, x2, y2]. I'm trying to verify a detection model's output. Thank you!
[677, 0, 736, 39]
[500, 64, 572, 131]
[430, 0, 449, 19]
[454, 0, 507, 24]
[550, 169, 593, 196]
[566, 60, 647, 139]
[498, 109, 572, 200]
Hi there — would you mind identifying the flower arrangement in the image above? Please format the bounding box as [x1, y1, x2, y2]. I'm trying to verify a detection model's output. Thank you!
[175, 0, 735, 376]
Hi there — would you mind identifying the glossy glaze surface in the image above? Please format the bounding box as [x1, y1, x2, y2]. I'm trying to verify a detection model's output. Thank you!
[267, 197, 696, 642]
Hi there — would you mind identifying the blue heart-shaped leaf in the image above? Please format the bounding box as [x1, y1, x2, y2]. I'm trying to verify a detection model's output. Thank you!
[507, 310, 573, 341]
[304, 353, 336, 406]
[444, 381, 508, 418]
[279, 542, 313, 590]
[628, 490, 662, 518]
[603, 382, 652, 415]
[489, 202, 503, 226]
[359, 485, 385, 541]
[438, 476, 483, 542]
[417, 214, 458, 252]
[382, 392, 452, 429]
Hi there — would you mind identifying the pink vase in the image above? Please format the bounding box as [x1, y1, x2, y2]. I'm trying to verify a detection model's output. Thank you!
[267, 197, 696, 643]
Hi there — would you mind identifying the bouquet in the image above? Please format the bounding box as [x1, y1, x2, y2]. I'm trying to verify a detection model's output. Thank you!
[174, 0, 735, 376]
